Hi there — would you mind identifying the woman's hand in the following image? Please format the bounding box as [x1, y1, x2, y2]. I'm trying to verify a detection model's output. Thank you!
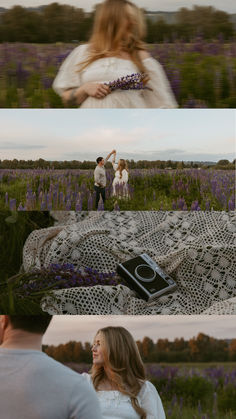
[63, 83, 110, 106]
[82, 82, 111, 99]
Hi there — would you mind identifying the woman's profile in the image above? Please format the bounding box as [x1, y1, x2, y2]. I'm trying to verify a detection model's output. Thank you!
[53, 0, 177, 108]
[82, 326, 166, 418]
[112, 151, 129, 198]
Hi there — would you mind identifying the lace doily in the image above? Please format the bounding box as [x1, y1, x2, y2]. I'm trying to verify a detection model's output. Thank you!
[22, 211, 236, 315]
[201, 297, 236, 315]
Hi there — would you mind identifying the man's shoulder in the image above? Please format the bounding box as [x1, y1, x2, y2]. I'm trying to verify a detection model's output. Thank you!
[33, 353, 85, 384]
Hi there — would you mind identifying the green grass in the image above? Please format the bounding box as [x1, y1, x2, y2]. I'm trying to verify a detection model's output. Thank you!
[156, 362, 236, 370]
[164, 405, 236, 419]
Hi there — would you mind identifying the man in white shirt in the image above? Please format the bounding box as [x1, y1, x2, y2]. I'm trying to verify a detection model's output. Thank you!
[94, 149, 115, 209]
[0, 315, 102, 419]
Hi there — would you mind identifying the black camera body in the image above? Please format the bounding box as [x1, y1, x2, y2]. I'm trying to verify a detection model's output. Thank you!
[117, 253, 177, 301]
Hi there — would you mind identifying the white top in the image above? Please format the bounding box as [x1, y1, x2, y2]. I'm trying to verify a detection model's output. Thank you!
[0, 349, 102, 419]
[53, 44, 177, 108]
[82, 373, 166, 419]
[112, 162, 129, 184]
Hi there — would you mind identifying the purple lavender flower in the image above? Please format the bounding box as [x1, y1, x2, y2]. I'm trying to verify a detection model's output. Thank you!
[114, 201, 120, 211]
[98, 199, 104, 211]
[9, 199, 16, 211]
[87, 193, 93, 211]
[105, 73, 150, 91]
[14, 264, 122, 298]
[17, 202, 26, 211]
[75, 197, 82, 211]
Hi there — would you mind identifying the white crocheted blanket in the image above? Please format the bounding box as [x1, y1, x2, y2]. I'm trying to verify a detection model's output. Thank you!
[22, 211, 236, 315]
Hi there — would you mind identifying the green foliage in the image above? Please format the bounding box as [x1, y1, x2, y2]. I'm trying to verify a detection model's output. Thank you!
[0, 285, 47, 314]
[164, 403, 236, 419]
[150, 375, 213, 408]
[217, 385, 236, 412]
[0, 5, 234, 43]
[174, 376, 214, 407]
[0, 211, 54, 281]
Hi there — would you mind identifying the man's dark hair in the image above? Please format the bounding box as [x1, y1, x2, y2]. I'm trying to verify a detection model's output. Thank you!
[9, 315, 52, 334]
[96, 157, 103, 164]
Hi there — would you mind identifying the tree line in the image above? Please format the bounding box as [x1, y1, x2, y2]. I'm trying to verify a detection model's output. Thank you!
[43, 333, 236, 363]
[0, 158, 234, 170]
[0, 4, 234, 43]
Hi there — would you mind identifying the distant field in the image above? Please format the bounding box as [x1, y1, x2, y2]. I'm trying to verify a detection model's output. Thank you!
[0, 168, 235, 211]
[66, 362, 236, 419]
[0, 41, 236, 108]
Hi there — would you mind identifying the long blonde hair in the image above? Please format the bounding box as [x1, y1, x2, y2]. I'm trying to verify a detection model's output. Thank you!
[91, 326, 147, 418]
[79, 0, 148, 75]
[117, 159, 128, 179]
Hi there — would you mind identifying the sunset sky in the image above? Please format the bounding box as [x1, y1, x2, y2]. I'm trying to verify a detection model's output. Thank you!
[43, 315, 236, 345]
[1, 0, 236, 13]
[1, 109, 235, 162]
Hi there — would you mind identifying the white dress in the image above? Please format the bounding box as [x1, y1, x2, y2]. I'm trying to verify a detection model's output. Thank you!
[52, 44, 177, 108]
[82, 373, 166, 419]
[112, 163, 129, 198]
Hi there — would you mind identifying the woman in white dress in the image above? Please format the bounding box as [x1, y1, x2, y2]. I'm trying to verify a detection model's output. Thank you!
[53, 0, 177, 108]
[82, 326, 166, 419]
[112, 151, 129, 198]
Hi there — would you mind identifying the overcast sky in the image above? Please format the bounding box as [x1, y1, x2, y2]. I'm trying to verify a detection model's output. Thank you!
[43, 315, 236, 345]
[1, 0, 236, 13]
[0, 109, 235, 162]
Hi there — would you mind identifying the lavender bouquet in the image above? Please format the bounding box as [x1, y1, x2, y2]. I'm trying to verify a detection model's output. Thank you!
[105, 72, 151, 91]
[1, 264, 123, 313]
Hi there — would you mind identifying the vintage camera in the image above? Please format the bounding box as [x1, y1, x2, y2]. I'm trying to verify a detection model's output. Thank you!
[117, 253, 177, 302]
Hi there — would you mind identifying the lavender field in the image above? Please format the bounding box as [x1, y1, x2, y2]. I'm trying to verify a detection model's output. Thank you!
[68, 363, 236, 418]
[145, 363, 236, 418]
[1, 40, 236, 108]
[0, 168, 235, 211]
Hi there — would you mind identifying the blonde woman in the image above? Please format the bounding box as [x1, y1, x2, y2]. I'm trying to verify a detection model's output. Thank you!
[112, 151, 129, 198]
[82, 326, 166, 419]
[53, 0, 177, 109]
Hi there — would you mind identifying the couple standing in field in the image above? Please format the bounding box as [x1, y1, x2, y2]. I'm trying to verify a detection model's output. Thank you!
[94, 149, 129, 209]
[0, 315, 165, 419]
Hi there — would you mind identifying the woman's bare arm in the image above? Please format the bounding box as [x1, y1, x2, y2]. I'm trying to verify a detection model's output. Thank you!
[62, 83, 111, 106]
[112, 151, 116, 163]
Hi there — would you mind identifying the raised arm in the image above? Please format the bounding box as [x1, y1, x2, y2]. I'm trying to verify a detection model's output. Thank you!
[112, 151, 116, 163]
[104, 149, 116, 164]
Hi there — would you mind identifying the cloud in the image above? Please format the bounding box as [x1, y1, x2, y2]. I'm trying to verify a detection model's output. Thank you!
[0, 142, 46, 150]
[70, 125, 154, 150]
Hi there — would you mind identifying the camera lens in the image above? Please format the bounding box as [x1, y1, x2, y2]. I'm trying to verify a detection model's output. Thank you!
[135, 264, 156, 282]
